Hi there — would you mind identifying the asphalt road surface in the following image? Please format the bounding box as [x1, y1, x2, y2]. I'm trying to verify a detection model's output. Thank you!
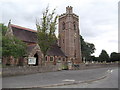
[2, 66, 118, 88]
[50, 67, 119, 88]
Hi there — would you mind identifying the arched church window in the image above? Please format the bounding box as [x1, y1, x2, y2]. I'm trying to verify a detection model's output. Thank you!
[62, 22, 65, 30]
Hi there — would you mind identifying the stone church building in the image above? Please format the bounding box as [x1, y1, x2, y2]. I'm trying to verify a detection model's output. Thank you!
[4, 6, 82, 67]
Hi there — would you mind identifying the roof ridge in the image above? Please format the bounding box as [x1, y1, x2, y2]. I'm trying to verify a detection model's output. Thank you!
[11, 24, 37, 32]
[28, 44, 37, 46]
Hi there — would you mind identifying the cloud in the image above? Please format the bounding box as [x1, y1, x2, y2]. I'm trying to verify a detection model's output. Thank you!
[78, 0, 118, 56]
[1, 0, 119, 56]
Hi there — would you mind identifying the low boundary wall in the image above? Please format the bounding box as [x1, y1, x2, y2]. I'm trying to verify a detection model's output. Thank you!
[74, 63, 118, 70]
[2, 63, 118, 77]
[2, 65, 58, 77]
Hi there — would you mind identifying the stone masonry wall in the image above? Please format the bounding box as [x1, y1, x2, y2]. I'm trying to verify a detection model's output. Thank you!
[2, 63, 118, 77]
[2, 65, 58, 77]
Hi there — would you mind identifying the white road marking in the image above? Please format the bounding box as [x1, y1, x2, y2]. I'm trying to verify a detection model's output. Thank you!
[107, 69, 113, 73]
[63, 79, 75, 82]
[107, 70, 110, 72]
[110, 70, 113, 73]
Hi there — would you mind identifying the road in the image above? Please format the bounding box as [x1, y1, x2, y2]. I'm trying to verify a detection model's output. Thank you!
[2, 66, 118, 88]
[50, 67, 119, 88]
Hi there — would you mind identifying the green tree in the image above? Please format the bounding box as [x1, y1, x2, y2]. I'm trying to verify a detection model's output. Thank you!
[0, 23, 7, 52]
[36, 7, 58, 65]
[0, 23, 7, 36]
[1, 24, 27, 65]
[110, 52, 120, 62]
[98, 50, 109, 62]
[2, 36, 27, 58]
[0, 23, 8, 59]
[80, 35, 95, 61]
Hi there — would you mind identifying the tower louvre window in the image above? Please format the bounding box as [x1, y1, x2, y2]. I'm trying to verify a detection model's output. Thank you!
[73, 22, 76, 30]
[74, 39, 75, 43]
[62, 22, 65, 30]
[74, 50, 76, 57]
[63, 39, 64, 43]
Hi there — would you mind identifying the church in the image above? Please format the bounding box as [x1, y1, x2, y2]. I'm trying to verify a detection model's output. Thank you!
[4, 6, 82, 67]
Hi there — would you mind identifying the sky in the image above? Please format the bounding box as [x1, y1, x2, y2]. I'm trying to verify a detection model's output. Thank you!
[1, 0, 119, 57]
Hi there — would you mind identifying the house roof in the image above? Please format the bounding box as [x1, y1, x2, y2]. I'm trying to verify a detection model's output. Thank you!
[11, 24, 37, 43]
[46, 44, 66, 57]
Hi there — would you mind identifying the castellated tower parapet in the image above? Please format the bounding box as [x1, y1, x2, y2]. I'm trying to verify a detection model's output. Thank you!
[59, 6, 79, 19]
[66, 6, 73, 14]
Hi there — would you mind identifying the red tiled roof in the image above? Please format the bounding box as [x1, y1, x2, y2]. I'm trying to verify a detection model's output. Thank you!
[11, 24, 37, 32]
[11, 24, 37, 43]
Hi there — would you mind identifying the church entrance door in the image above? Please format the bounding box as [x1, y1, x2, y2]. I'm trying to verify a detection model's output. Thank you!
[34, 53, 39, 66]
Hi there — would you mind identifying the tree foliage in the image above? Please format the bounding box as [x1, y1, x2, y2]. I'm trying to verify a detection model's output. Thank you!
[36, 7, 58, 56]
[90, 56, 98, 61]
[0, 24, 3, 58]
[0, 23, 7, 36]
[80, 35, 95, 61]
[110, 52, 120, 62]
[0, 23, 8, 59]
[2, 36, 27, 58]
[1, 24, 27, 59]
[98, 50, 109, 62]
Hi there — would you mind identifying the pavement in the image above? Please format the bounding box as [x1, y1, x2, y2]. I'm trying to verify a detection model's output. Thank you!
[2, 66, 118, 89]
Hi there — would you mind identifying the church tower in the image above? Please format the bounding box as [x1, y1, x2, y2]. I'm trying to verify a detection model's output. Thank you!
[58, 6, 82, 64]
